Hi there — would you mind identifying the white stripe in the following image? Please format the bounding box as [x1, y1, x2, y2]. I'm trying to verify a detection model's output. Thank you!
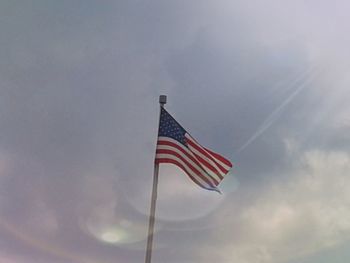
[159, 136, 229, 179]
[157, 137, 222, 185]
[157, 144, 221, 184]
[156, 153, 215, 189]
[157, 142, 222, 182]
[185, 134, 231, 171]
[158, 136, 194, 156]
[185, 137, 228, 176]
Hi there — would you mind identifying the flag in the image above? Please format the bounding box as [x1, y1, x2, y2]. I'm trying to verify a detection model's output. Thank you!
[155, 107, 233, 192]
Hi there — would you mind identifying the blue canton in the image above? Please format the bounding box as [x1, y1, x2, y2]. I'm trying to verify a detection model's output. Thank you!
[158, 108, 187, 146]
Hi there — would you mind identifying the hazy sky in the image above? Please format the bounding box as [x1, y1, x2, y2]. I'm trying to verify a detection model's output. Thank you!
[1, 1, 350, 262]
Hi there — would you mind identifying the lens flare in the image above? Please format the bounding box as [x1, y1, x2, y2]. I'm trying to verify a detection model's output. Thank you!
[83, 217, 150, 246]
[101, 230, 125, 243]
[124, 164, 237, 223]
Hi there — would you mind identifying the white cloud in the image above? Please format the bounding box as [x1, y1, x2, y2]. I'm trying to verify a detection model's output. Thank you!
[199, 148, 350, 263]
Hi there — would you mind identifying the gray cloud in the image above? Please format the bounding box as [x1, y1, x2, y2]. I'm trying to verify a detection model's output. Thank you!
[1, 0, 350, 262]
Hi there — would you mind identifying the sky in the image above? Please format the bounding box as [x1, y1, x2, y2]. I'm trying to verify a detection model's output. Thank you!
[1, 1, 350, 262]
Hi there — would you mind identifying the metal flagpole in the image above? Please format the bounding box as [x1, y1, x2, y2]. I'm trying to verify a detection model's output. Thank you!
[144, 95, 167, 263]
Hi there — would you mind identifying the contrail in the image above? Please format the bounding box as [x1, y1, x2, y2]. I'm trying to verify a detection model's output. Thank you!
[236, 66, 319, 154]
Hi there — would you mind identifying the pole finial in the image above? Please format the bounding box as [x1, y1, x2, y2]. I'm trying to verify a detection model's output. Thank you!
[159, 95, 167, 106]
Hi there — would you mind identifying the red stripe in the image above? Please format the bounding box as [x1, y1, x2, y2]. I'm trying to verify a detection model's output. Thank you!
[156, 149, 219, 186]
[193, 154, 224, 180]
[155, 158, 213, 189]
[186, 138, 228, 173]
[158, 138, 225, 181]
[157, 139, 224, 182]
[157, 140, 208, 173]
[204, 147, 233, 168]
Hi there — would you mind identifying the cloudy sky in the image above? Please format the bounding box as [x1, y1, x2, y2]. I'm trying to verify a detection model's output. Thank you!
[1, 1, 350, 262]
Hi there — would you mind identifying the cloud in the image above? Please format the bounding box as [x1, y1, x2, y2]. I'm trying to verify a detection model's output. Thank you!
[1, 0, 350, 262]
[199, 146, 350, 263]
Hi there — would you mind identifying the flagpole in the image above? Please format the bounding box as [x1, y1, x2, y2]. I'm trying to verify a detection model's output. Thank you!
[145, 95, 167, 263]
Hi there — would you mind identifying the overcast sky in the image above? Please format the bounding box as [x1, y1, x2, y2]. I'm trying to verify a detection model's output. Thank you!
[1, 1, 350, 262]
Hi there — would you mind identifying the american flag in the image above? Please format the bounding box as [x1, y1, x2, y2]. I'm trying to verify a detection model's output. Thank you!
[155, 107, 233, 192]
